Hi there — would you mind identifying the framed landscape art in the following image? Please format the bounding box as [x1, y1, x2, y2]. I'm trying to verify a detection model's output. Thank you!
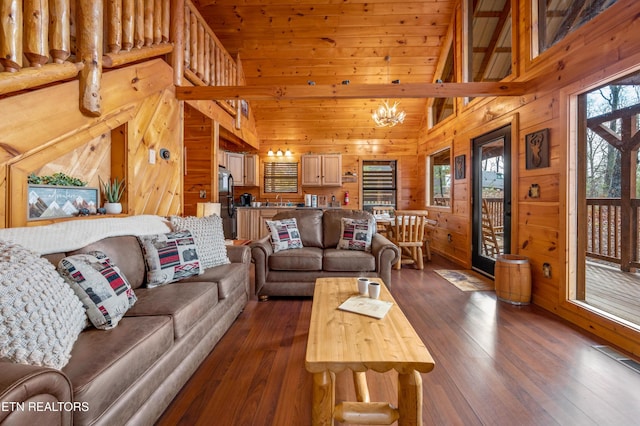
[28, 185, 99, 220]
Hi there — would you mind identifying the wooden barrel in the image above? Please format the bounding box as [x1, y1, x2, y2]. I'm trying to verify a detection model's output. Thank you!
[495, 254, 531, 305]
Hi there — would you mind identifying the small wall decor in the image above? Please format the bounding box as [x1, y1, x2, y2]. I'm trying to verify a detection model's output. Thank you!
[526, 128, 550, 169]
[528, 183, 540, 198]
[28, 185, 99, 220]
[454, 154, 465, 180]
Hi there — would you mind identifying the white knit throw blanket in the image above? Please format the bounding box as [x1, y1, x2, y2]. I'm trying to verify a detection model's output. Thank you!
[0, 215, 172, 255]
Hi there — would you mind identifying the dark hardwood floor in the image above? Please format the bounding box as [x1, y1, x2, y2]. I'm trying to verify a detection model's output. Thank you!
[157, 255, 640, 425]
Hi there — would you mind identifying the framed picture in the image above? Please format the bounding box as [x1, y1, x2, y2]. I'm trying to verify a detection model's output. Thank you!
[526, 128, 550, 169]
[28, 185, 99, 221]
[454, 155, 465, 180]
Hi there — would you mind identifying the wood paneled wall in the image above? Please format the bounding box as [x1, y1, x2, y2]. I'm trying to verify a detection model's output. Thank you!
[418, 0, 640, 355]
[0, 59, 183, 227]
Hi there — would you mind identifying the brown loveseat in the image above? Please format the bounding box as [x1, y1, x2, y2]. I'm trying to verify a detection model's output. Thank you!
[251, 209, 400, 300]
[0, 221, 250, 425]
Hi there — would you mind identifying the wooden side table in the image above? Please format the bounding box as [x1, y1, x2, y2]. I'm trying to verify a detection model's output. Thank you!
[305, 277, 435, 425]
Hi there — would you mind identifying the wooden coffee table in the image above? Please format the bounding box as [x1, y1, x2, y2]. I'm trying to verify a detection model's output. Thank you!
[305, 277, 435, 425]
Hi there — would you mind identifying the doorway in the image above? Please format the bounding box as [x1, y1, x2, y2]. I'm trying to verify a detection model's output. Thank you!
[472, 125, 512, 277]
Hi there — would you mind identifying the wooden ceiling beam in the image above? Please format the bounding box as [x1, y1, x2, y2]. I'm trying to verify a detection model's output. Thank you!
[176, 82, 528, 101]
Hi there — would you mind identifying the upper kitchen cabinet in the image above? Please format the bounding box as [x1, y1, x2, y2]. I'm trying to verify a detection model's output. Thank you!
[225, 152, 244, 186]
[301, 154, 342, 187]
[244, 154, 259, 187]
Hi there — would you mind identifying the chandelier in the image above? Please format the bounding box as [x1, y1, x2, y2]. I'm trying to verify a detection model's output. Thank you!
[372, 56, 405, 127]
[372, 100, 406, 127]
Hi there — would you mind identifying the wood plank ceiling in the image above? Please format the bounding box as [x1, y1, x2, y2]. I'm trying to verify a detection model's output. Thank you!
[194, 0, 457, 145]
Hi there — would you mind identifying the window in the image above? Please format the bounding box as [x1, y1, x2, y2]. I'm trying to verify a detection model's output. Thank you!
[538, 0, 618, 54]
[466, 0, 512, 85]
[263, 162, 298, 193]
[428, 148, 451, 206]
[430, 43, 455, 126]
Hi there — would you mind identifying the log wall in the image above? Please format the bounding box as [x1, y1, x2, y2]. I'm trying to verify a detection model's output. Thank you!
[417, 0, 640, 355]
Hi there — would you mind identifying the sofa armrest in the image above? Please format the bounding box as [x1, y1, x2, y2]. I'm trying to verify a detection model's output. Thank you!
[250, 236, 273, 297]
[226, 245, 251, 264]
[371, 233, 400, 288]
[0, 361, 74, 425]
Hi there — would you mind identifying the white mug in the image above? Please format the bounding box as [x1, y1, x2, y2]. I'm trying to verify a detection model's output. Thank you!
[368, 282, 381, 299]
[357, 277, 369, 295]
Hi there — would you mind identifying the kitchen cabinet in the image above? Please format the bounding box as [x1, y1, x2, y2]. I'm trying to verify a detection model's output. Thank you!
[301, 154, 342, 186]
[236, 208, 279, 240]
[243, 154, 259, 186]
[225, 152, 244, 186]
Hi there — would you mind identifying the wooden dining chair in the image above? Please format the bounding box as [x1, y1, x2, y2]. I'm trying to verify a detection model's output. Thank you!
[390, 210, 430, 270]
[372, 207, 395, 237]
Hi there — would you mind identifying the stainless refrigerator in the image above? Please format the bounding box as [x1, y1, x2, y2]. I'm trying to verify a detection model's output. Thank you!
[362, 160, 397, 212]
[218, 165, 236, 239]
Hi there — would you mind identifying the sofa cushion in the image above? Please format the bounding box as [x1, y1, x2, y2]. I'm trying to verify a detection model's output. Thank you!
[58, 251, 137, 330]
[266, 218, 304, 252]
[323, 248, 376, 272]
[272, 209, 324, 247]
[323, 210, 375, 248]
[179, 263, 246, 299]
[125, 281, 218, 339]
[337, 217, 375, 252]
[63, 316, 173, 425]
[68, 236, 147, 289]
[137, 231, 203, 287]
[269, 247, 323, 271]
[0, 240, 85, 370]
[169, 215, 231, 269]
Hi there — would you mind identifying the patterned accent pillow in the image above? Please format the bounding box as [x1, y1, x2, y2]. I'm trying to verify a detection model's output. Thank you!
[169, 215, 230, 269]
[58, 251, 137, 330]
[0, 240, 85, 369]
[337, 218, 375, 252]
[266, 218, 304, 253]
[137, 231, 203, 287]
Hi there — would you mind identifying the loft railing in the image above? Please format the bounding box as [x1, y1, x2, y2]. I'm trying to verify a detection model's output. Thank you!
[0, 0, 82, 96]
[586, 198, 640, 269]
[183, 0, 238, 116]
[0, 0, 242, 117]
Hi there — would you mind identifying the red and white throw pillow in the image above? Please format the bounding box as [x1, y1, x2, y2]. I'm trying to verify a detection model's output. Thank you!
[265, 218, 304, 253]
[137, 231, 203, 287]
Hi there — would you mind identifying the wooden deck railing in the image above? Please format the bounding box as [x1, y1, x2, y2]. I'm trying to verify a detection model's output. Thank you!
[0, 0, 242, 117]
[586, 198, 640, 269]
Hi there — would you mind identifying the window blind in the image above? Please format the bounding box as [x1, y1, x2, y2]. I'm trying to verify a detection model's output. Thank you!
[264, 162, 298, 193]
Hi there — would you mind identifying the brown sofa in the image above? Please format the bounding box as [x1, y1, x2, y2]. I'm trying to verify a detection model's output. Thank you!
[251, 209, 400, 299]
[0, 232, 250, 425]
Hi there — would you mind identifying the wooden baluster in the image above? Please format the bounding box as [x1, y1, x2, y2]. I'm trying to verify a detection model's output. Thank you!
[24, 0, 49, 67]
[161, 0, 169, 43]
[134, 0, 143, 48]
[182, 5, 189, 70]
[209, 40, 215, 85]
[49, 0, 71, 63]
[78, 0, 103, 116]
[69, 0, 76, 53]
[203, 36, 210, 84]
[0, 0, 23, 72]
[170, 0, 184, 85]
[153, 0, 161, 44]
[216, 44, 221, 86]
[189, 11, 197, 74]
[106, 0, 122, 54]
[197, 22, 204, 79]
[143, 0, 152, 46]
[121, 0, 133, 51]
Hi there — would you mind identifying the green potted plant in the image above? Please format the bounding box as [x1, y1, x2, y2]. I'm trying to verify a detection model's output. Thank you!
[99, 176, 126, 214]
